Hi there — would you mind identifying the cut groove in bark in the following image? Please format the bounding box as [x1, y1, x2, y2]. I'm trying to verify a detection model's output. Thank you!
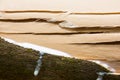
[1, 10, 120, 15]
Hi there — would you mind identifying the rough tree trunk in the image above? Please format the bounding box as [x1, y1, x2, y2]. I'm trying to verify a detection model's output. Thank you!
[0, 37, 120, 80]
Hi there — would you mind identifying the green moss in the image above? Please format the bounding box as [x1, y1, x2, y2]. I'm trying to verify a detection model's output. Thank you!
[0, 38, 39, 80]
[36, 54, 109, 80]
[0, 37, 119, 80]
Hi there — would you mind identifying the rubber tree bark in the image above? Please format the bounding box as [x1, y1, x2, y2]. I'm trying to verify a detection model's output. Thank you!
[0, 38, 120, 80]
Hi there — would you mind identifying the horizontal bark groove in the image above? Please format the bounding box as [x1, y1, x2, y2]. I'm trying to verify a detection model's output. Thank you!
[0, 32, 105, 35]
[0, 18, 63, 23]
[70, 41, 120, 45]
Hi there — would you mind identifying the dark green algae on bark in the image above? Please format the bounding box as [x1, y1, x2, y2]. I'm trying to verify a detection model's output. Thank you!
[0, 37, 120, 80]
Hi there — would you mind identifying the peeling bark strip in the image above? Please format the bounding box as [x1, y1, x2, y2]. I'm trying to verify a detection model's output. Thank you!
[0, 37, 120, 80]
[1, 10, 120, 15]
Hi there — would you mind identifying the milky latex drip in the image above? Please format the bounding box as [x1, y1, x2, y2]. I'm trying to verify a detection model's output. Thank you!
[96, 72, 107, 80]
[34, 51, 44, 76]
[96, 72, 120, 80]
[59, 21, 79, 28]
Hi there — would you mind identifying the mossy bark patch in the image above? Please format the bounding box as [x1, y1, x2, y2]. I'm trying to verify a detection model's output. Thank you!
[0, 38, 39, 80]
[0, 37, 119, 80]
[36, 54, 109, 80]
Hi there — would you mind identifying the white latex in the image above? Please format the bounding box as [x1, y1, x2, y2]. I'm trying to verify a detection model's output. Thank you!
[2, 37, 71, 57]
[90, 60, 116, 72]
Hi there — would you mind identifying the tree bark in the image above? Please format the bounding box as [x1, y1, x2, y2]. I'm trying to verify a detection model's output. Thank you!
[0, 37, 120, 80]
